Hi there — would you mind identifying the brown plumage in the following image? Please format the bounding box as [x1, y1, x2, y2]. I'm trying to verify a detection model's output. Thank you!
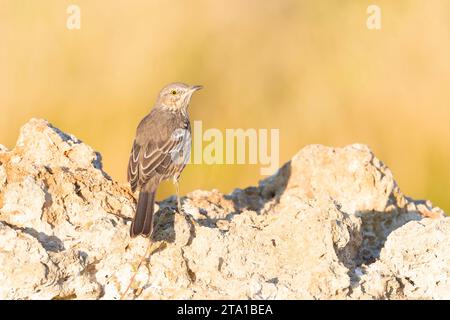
[127, 82, 202, 238]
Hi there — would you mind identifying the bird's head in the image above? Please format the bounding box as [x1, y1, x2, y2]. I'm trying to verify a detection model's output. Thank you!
[156, 82, 202, 111]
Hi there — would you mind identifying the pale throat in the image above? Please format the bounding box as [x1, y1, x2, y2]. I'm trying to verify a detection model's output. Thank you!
[160, 103, 189, 117]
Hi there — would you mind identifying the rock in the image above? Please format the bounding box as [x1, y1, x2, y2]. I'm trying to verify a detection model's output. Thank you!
[0, 118, 448, 300]
[355, 218, 450, 299]
[0, 222, 60, 299]
[0, 164, 6, 189]
[0, 176, 47, 230]
[14, 118, 102, 170]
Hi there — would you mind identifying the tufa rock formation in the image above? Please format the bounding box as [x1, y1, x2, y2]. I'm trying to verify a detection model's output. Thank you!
[0, 118, 448, 299]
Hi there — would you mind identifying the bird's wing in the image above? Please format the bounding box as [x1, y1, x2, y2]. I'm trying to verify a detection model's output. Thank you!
[127, 140, 141, 192]
[137, 131, 187, 186]
[155, 133, 191, 178]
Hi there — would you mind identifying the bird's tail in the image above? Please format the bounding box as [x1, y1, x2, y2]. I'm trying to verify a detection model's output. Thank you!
[130, 188, 156, 238]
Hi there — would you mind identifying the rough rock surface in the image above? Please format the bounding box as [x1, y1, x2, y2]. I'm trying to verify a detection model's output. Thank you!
[0, 119, 448, 300]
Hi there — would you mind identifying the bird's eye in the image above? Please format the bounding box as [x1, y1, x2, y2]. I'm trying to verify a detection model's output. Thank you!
[171, 90, 177, 95]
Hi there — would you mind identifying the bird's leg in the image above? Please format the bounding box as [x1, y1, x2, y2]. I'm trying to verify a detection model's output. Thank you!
[174, 177, 182, 213]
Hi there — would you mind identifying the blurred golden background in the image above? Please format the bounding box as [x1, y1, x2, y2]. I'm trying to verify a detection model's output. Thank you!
[1, 1, 449, 212]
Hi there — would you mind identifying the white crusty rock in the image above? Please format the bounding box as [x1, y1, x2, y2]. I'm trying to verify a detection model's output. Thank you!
[354, 218, 450, 299]
[0, 118, 448, 300]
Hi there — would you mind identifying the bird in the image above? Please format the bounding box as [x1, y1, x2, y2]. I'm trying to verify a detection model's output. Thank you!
[127, 82, 202, 238]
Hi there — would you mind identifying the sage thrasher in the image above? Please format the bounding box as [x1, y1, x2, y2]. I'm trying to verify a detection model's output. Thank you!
[127, 82, 202, 238]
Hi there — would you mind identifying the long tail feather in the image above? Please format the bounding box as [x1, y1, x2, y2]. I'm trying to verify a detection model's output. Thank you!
[130, 190, 155, 238]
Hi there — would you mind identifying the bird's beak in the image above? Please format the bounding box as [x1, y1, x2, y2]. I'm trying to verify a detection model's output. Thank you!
[190, 85, 203, 92]
[183, 85, 203, 107]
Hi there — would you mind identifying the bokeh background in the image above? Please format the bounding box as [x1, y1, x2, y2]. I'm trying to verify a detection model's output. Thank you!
[1, 0, 449, 212]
